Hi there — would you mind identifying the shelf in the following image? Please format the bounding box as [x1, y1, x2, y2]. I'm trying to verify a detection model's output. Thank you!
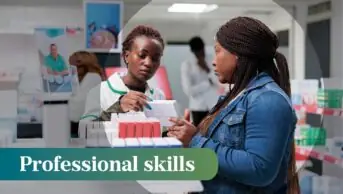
[293, 105, 343, 116]
[296, 146, 343, 167]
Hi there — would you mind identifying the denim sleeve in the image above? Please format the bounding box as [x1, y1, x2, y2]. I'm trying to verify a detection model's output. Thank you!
[189, 91, 294, 187]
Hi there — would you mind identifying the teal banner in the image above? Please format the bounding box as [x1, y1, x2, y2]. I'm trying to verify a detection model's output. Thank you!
[0, 148, 218, 180]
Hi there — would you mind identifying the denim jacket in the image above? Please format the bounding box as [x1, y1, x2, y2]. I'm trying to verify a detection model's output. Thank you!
[190, 72, 297, 194]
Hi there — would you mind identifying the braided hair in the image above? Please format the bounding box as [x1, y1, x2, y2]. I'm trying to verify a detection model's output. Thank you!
[198, 17, 299, 194]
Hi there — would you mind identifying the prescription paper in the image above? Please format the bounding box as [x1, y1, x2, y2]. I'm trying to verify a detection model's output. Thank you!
[144, 100, 179, 127]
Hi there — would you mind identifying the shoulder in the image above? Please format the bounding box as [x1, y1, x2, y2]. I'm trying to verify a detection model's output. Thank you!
[86, 82, 102, 98]
[247, 82, 292, 108]
[44, 55, 51, 61]
[244, 84, 293, 121]
[181, 58, 194, 68]
[83, 73, 102, 84]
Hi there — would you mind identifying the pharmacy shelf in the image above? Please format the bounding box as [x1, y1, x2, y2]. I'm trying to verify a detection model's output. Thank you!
[293, 105, 343, 116]
[296, 146, 343, 167]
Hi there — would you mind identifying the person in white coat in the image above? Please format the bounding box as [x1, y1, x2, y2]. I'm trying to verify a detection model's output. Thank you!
[181, 36, 221, 126]
[81, 25, 165, 122]
[68, 51, 104, 136]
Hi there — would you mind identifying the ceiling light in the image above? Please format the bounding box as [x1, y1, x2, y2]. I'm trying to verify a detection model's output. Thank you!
[168, 3, 218, 13]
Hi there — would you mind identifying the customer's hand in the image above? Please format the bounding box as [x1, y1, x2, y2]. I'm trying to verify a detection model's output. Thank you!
[167, 112, 197, 147]
[119, 91, 152, 112]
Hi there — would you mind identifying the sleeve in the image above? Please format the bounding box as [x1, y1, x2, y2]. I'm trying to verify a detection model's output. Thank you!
[98, 96, 125, 121]
[80, 86, 102, 121]
[189, 91, 295, 187]
[69, 74, 102, 122]
[81, 85, 127, 121]
[180, 62, 212, 97]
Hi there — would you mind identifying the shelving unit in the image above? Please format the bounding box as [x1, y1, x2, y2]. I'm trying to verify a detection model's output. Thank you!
[292, 79, 343, 181]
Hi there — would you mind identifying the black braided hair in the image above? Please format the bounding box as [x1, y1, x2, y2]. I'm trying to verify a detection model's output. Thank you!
[199, 17, 290, 121]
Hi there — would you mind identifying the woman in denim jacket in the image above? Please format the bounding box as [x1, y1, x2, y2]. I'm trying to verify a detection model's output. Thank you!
[168, 17, 300, 194]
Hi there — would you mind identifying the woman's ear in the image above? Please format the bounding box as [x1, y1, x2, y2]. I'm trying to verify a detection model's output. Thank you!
[122, 51, 129, 65]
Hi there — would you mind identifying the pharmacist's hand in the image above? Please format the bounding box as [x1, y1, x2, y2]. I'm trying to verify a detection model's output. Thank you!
[167, 117, 197, 147]
[119, 91, 152, 112]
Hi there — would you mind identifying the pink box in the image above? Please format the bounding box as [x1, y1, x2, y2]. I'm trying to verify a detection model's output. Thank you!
[151, 120, 161, 137]
[118, 121, 127, 138]
[143, 122, 153, 137]
[126, 121, 136, 138]
[135, 122, 144, 138]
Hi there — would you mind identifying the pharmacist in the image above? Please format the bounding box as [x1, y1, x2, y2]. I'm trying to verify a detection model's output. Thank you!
[81, 25, 166, 122]
[180, 36, 221, 127]
[68, 51, 103, 136]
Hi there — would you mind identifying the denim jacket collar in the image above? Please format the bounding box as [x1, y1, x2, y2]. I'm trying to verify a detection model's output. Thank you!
[245, 72, 275, 93]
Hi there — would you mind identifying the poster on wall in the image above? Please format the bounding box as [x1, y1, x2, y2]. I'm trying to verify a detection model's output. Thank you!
[84, 0, 123, 53]
[34, 27, 80, 94]
[105, 66, 173, 100]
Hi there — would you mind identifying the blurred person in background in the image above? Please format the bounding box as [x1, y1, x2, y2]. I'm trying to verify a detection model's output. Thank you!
[168, 17, 299, 194]
[181, 36, 221, 127]
[69, 51, 104, 137]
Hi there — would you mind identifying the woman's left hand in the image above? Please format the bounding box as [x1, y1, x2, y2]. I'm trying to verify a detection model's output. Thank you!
[167, 117, 197, 147]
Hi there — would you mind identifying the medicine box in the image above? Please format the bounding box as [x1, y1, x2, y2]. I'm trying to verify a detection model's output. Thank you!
[125, 138, 141, 148]
[111, 138, 126, 148]
[86, 135, 183, 148]
[151, 138, 169, 148]
[138, 138, 154, 148]
[164, 137, 183, 148]
[118, 119, 161, 138]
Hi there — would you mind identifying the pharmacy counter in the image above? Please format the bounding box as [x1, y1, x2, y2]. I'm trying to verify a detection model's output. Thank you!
[1, 138, 203, 194]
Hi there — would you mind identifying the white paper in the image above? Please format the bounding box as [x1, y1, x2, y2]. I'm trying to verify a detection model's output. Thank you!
[144, 100, 178, 127]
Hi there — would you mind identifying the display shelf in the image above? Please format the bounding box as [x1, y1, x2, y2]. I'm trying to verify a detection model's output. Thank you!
[296, 146, 343, 167]
[294, 105, 343, 116]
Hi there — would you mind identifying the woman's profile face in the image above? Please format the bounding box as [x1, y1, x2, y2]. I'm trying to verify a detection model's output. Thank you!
[212, 41, 237, 84]
[125, 36, 163, 81]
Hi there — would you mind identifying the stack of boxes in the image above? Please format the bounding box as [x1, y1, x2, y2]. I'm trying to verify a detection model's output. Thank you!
[111, 137, 182, 148]
[118, 118, 161, 138]
[318, 78, 343, 109]
[296, 125, 326, 146]
[291, 79, 318, 107]
[83, 113, 183, 148]
[317, 89, 343, 108]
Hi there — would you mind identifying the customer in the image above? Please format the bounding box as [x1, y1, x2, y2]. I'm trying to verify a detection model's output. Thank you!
[68, 51, 103, 136]
[82, 25, 165, 122]
[168, 17, 299, 194]
[181, 36, 220, 127]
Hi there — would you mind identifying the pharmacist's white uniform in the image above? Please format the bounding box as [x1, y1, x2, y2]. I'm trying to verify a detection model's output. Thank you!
[181, 54, 220, 111]
[81, 72, 165, 121]
[69, 73, 102, 122]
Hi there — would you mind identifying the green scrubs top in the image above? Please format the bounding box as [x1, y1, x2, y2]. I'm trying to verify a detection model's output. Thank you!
[44, 54, 67, 72]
